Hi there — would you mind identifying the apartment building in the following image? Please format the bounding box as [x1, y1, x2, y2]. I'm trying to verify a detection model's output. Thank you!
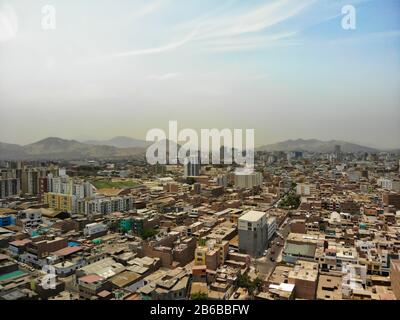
[44, 193, 77, 214]
[238, 210, 268, 257]
[234, 171, 262, 189]
[0, 170, 20, 198]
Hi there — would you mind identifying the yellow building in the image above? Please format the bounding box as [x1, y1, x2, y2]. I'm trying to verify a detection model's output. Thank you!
[194, 240, 229, 268]
[44, 193, 76, 213]
[194, 246, 208, 265]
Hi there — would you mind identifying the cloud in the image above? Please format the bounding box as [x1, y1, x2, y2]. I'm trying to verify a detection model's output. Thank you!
[104, 0, 315, 59]
[198, 0, 315, 39]
[132, 0, 165, 18]
[200, 31, 301, 52]
[103, 27, 198, 59]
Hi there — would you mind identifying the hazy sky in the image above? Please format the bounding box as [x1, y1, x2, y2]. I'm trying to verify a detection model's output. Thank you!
[0, 0, 399, 148]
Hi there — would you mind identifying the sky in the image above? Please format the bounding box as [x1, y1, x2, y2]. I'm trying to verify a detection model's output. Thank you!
[0, 0, 399, 148]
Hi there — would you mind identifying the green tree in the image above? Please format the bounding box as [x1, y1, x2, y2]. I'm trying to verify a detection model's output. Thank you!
[141, 228, 158, 240]
[236, 274, 263, 296]
[279, 193, 300, 209]
[191, 292, 208, 300]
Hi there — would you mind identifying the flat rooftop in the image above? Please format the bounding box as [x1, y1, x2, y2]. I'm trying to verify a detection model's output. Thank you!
[239, 210, 266, 222]
[317, 274, 342, 300]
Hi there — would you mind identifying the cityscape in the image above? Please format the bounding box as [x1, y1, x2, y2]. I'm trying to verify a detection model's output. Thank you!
[0, 141, 400, 301]
[1, 0, 400, 304]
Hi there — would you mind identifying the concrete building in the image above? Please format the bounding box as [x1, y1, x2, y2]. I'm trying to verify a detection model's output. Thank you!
[83, 223, 108, 238]
[288, 260, 319, 300]
[216, 175, 228, 188]
[184, 156, 200, 177]
[317, 274, 342, 300]
[283, 233, 318, 264]
[20, 167, 50, 195]
[383, 193, 400, 210]
[44, 193, 77, 214]
[234, 171, 262, 189]
[296, 183, 317, 196]
[267, 216, 277, 241]
[194, 240, 229, 270]
[17, 209, 43, 231]
[0, 170, 20, 198]
[238, 210, 267, 257]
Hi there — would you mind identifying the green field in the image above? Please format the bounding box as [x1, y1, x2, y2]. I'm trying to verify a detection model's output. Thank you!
[91, 179, 139, 189]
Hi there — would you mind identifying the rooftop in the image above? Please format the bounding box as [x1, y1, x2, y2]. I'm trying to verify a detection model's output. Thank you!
[239, 210, 266, 222]
[79, 274, 104, 284]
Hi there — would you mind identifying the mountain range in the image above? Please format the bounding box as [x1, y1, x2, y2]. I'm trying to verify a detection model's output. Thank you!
[0, 138, 146, 160]
[83, 136, 150, 148]
[257, 139, 382, 153]
[0, 137, 398, 161]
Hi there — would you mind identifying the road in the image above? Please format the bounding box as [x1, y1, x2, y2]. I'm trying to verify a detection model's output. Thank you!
[254, 222, 290, 278]
[253, 185, 296, 277]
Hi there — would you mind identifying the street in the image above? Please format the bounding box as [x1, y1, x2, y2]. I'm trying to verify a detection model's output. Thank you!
[254, 221, 290, 278]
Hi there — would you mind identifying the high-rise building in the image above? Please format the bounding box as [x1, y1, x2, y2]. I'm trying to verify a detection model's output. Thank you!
[238, 210, 268, 257]
[21, 168, 47, 195]
[44, 193, 77, 213]
[0, 169, 20, 199]
[184, 156, 200, 177]
[334, 145, 342, 162]
[267, 216, 277, 241]
[234, 170, 262, 189]
[216, 174, 228, 188]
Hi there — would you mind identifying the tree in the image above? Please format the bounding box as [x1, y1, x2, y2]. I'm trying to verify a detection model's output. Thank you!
[236, 274, 263, 296]
[140, 228, 158, 240]
[279, 193, 300, 209]
[191, 292, 208, 300]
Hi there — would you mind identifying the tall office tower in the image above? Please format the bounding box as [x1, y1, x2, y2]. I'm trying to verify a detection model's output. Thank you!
[193, 182, 201, 194]
[7, 161, 22, 170]
[216, 174, 228, 188]
[0, 169, 20, 199]
[238, 210, 268, 257]
[59, 167, 67, 177]
[184, 156, 200, 177]
[334, 145, 342, 161]
[234, 169, 262, 189]
[21, 168, 47, 195]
